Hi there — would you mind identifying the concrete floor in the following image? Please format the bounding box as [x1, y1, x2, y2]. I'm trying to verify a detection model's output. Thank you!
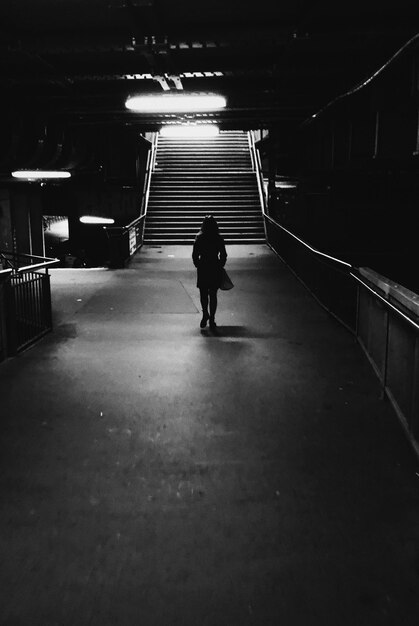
[1, 244, 419, 626]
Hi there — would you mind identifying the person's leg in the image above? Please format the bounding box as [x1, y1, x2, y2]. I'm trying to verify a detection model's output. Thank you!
[199, 288, 209, 327]
[209, 288, 218, 327]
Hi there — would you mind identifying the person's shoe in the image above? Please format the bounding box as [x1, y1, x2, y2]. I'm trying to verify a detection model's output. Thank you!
[209, 317, 217, 329]
[200, 313, 209, 328]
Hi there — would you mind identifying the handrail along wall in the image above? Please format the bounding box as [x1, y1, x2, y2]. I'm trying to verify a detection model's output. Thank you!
[254, 149, 419, 457]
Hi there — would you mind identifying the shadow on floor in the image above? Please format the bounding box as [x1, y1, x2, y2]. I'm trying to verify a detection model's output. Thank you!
[201, 325, 290, 340]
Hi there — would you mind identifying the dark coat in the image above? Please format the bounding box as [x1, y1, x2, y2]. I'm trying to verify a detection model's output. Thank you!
[192, 232, 227, 289]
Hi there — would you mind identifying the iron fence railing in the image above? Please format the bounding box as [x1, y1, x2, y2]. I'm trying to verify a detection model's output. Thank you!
[0, 250, 59, 357]
[7, 271, 53, 352]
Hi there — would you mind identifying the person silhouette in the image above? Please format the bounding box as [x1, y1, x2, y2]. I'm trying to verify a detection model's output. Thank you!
[192, 215, 227, 328]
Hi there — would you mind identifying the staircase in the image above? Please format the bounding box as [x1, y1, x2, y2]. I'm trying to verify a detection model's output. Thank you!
[144, 131, 265, 244]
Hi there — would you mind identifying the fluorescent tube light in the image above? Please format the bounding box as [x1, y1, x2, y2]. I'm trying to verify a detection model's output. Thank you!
[79, 216, 115, 225]
[276, 182, 297, 189]
[125, 94, 226, 112]
[160, 125, 219, 137]
[12, 170, 71, 179]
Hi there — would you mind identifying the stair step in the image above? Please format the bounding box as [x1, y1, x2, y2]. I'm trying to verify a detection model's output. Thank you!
[148, 194, 259, 199]
[151, 183, 256, 186]
[151, 174, 256, 179]
[148, 203, 261, 208]
[147, 216, 262, 221]
[144, 237, 266, 244]
[147, 211, 262, 216]
[147, 215, 263, 220]
[146, 229, 264, 235]
[146, 222, 262, 227]
[156, 152, 250, 156]
[147, 214, 262, 220]
[145, 130, 264, 244]
[146, 232, 265, 238]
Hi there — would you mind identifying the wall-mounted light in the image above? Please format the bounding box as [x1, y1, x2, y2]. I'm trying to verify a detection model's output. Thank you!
[275, 182, 298, 189]
[160, 124, 220, 137]
[12, 170, 71, 180]
[125, 94, 226, 112]
[79, 216, 115, 225]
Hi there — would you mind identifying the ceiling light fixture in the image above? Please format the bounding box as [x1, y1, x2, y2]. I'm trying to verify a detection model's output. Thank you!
[12, 170, 71, 180]
[79, 216, 115, 225]
[125, 94, 226, 112]
[160, 124, 220, 137]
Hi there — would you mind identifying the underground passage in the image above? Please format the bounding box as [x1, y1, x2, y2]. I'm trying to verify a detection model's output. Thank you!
[1, 2, 419, 625]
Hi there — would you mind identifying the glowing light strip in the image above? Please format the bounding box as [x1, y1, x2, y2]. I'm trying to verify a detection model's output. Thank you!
[79, 216, 115, 225]
[276, 182, 297, 189]
[125, 94, 226, 112]
[12, 170, 71, 179]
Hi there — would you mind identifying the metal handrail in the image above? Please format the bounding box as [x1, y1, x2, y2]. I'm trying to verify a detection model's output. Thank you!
[264, 214, 352, 270]
[247, 131, 256, 171]
[139, 145, 152, 217]
[255, 150, 267, 214]
[264, 213, 419, 330]
[3, 251, 57, 261]
[248, 130, 351, 271]
[248, 131, 267, 214]
[250, 139, 418, 330]
[0, 268, 12, 279]
[350, 272, 419, 332]
[1, 252, 14, 270]
[17, 259, 60, 273]
[0, 249, 60, 273]
[103, 213, 146, 235]
[140, 132, 158, 219]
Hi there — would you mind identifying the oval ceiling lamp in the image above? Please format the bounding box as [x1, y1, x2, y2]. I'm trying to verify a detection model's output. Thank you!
[160, 124, 220, 138]
[79, 216, 115, 225]
[12, 170, 71, 180]
[125, 93, 226, 112]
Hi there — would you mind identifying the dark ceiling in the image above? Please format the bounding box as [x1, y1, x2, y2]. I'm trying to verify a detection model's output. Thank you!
[1, 0, 419, 131]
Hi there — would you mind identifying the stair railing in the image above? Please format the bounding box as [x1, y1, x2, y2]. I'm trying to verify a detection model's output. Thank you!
[248, 131, 268, 215]
[140, 133, 159, 216]
[140, 132, 158, 218]
[104, 132, 158, 267]
[138, 131, 158, 249]
[247, 131, 256, 171]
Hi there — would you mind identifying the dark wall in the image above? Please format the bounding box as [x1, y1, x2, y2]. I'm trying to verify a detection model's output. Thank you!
[0, 190, 13, 253]
[1, 125, 151, 266]
[269, 42, 419, 291]
[6, 187, 45, 258]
